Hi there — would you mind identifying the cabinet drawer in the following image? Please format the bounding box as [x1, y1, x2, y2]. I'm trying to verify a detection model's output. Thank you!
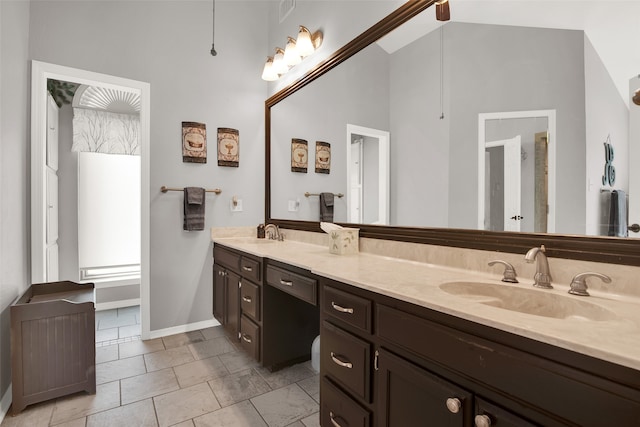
[240, 257, 262, 284]
[239, 315, 260, 361]
[321, 377, 370, 427]
[323, 286, 372, 333]
[266, 265, 317, 305]
[321, 321, 371, 402]
[214, 246, 240, 272]
[241, 280, 260, 321]
[377, 304, 640, 426]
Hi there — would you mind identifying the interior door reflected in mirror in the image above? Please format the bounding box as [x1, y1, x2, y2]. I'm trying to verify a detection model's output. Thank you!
[347, 124, 390, 225]
[478, 111, 555, 234]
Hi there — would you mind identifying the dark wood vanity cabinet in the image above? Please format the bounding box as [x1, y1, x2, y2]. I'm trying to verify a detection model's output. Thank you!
[319, 278, 640, 427]
[213, 244, 263, 360]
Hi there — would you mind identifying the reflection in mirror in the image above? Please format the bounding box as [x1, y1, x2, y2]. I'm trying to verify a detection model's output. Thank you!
[270, 3, 640, 239]
[347, 125, 389, 225]
[478, 111, 554, 233]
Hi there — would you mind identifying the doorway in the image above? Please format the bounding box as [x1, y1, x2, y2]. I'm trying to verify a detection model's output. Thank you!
[346, 124, 390, 225]
[31, 61, 151, 339]
[478, 110, 556, 233]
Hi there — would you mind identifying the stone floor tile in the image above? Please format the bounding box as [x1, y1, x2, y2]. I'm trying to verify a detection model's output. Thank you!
[98, 313, 137, 330]
[118, 324, 141, 339]
[300, 412, 320, 427]
[95, 328, 118, 343]
[86, 399, 157, 427]
[96, 355, 146, 385]
[188, 337, 235, 360]
[95, 309, 117, 324]
[117, 305, 140, 318]
[218, 351, 259, 374]
[251, 383, 318, 427]
[144, 346, 194, 372]
[284, 422, 304, 427]
[193, 400, 268, 427]
[1, 400, 54, 427]
[255, 363, 316, 390]
[173, 356, 228, 388]
[296, 375, 319, 402]
[169, 421, 195, 427]
[51, 417, 87, 427]
[119, 338, 165, 359]
[120, 368, 179, 405]
[50, 381, 120, 425]
[95, 344, 119, 364]
[199, 326, 225, 341]
[153, 383, 220, 427]
[161, 331, 205, 349]
[208, 368, 271, 407]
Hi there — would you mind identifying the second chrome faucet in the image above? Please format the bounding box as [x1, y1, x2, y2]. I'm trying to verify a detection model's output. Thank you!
[524, 245, 553, 289]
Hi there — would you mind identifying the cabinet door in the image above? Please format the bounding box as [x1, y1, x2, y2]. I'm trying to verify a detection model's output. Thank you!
[225, 271, 241, 340]
[475, 398, 538, 427]
[213, 264, 226, 324]
[376, 348, 471, 427]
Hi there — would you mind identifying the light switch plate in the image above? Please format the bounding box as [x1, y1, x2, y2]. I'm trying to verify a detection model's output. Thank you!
[231, 199, 243, 212]
[288, 199, 299, 212]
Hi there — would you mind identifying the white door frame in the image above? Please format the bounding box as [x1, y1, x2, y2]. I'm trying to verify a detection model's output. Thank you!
[478, 109, 556, 233]
[31, 61, 151, 339]
[346, 124, 390, 225]
[485, 136, 522, 231]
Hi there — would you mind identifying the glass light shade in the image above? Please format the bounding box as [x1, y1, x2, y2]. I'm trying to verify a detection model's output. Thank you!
[283, 37, 302, 66]
[272, 47, 288, 75]
[261, 57, 278, 81]
[296, 26, 315, 57]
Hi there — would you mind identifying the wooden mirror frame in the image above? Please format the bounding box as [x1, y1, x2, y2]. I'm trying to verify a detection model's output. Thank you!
[264, 0, 640, 266]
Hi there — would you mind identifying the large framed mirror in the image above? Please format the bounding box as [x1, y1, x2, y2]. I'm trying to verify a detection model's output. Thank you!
[265, 0, 640, 266]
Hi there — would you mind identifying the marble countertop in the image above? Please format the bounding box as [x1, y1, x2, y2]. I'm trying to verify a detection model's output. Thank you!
[212, 236, 640, 371]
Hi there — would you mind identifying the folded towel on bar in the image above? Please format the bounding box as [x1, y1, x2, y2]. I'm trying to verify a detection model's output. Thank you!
[608, 189, 628, 237]
[184, 187, 205, 231]
[319, 192, 334, 222]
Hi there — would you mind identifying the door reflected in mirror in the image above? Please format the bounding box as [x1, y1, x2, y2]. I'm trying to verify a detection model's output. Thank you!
[479, 111, 554, 234]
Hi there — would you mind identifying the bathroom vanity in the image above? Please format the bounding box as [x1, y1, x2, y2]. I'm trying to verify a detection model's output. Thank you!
[212, 234, 640, 426]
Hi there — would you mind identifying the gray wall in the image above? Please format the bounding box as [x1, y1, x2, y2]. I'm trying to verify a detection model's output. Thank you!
[28, 0, 269, 331]
[389, 23, 587, 232]
[270, 42, 390, 222]
[0, 0, 31, 406]
[584, 35, 629, 235]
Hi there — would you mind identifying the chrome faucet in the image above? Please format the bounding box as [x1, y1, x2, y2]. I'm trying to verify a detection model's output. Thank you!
[569, 272, 611, 297]
[264, 224, 283, 241]
[488, 260, 518, 283]
[524, 245, 553, 289]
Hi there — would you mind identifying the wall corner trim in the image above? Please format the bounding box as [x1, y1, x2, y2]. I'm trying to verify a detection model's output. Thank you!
[147, 319, 221, 341]
[0, 384, 12, 424]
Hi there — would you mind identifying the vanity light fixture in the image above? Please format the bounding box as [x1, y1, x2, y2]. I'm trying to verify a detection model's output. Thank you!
[436, 0, 451, 22]
[261, 56, 278, 81]
[261, 25, 323, 81]
[272, 47, 288, 75]
[283, 37, 302, 66]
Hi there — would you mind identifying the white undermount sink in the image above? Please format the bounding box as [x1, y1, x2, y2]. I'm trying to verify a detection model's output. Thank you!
[439, 281, 617, 321]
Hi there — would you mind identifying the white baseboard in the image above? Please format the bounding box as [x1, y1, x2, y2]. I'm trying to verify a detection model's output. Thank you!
[147, 318, 221, 340]
[95, 298, 140, 312]
[0, 384, 12, 424]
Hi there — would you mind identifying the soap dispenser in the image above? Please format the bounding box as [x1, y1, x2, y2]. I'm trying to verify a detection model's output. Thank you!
[257, 224, 265, 239]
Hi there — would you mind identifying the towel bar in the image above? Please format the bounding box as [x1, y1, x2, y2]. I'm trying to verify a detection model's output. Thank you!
[161, 186, 221, 194]
[304, 192, 344, 198]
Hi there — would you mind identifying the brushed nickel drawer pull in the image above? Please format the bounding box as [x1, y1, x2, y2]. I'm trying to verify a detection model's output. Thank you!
[280, 279, 293, 286]
[330, 352, 353, 369]
[331, 302, 354, 314]
[329, 411, 343, 427]
[241, 334, 252, 343]
[242, 296, 252, 303]
[242, 265, 253, 272]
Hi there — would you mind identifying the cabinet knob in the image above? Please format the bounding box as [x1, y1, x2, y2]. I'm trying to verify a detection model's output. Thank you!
[475, 414, 492, 427]
[445, 397, 461, 413]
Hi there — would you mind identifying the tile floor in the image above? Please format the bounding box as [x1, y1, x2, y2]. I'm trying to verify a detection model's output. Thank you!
[2, 307, 320, 427]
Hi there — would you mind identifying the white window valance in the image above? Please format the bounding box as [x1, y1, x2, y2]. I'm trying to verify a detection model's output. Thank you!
[72, 108, 140, 155]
